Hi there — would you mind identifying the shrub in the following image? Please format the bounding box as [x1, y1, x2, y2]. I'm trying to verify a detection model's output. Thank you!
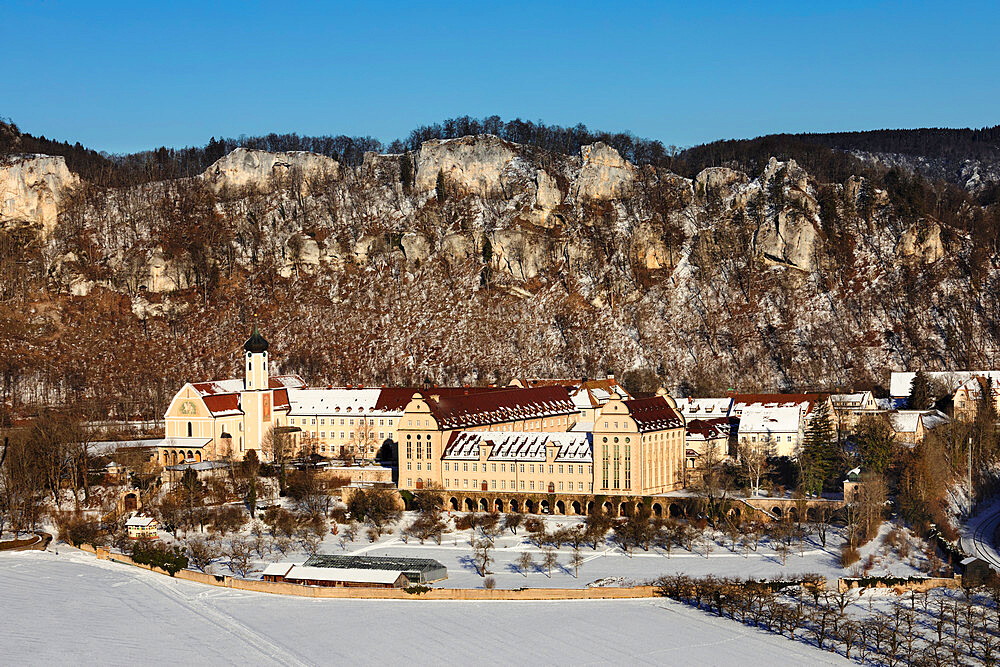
[55, 513, 104, 548]
[132, 541, 189, 576]
[405, 584, 431, 595]
[840, 543, 860, 568]
[484, 576, 496, 590]
[454, 514, 476, 531]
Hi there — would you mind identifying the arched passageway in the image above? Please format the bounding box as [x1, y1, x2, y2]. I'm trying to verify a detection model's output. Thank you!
[556, 500, 566, 515]
[540, 500, 551, 514]
[510, 499, 520, 513]
[465, 498, 476, 512]
[525, 499, 536, 514]
[652, 503, 663, 517]
[602, 501, 614, 516]
[479, 498, 489, 512]
[495, 499, 504, 513]
[449, 497, 459, 511]
[572, 501, 582, 515]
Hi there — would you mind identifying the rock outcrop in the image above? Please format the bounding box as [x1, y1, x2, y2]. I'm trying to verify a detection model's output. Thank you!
[898, 221, 945, 263]
[415, 135, 518, 194]
[201, 148, 339, 193]
[752, 159, 821, 270]
[574, 143, 635, 200]
[0, 154, 79, 235]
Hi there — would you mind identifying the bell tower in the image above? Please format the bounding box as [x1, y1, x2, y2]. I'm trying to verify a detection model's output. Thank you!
[243, 323, 269, 391]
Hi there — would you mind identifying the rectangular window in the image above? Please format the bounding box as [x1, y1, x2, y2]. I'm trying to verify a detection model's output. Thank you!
[520, 464, 525, 473]
[407, 462, 412, 470]
[501, 464, 506, 473]
[472, 463, 477, 472]
[501, 480, 506, 490]
[602, 444, 609, 488]
[320, 431, 326, 438]
[463, 462, 468, 472]
[445, 479, 450, 488]
[416, 442, 422, 459]
[624, 444, 631, 489]
[444, 462, 449, 471]
[407, 478, 411, 487]
[463, 479, 468, 488]
[520, 480, 525, 490]
[426, 444, 432, 458]
[578, 465, 584, 475]
[530, 481, 535, 490]
[558, 482, 563, 491]
[406, 442, 412, 458]
[340, 419, 344, 425]
[529, 464, 535, 473]
[319, 418, 325, 425]
[427, 462, 432, 471]
[491, 479, 496, 489]
[613, 444, 620, 489]
[549, 465, 554, 474]
[491, 463, 496, 472]
[558, 465, 563, 474]
[416, 462, 422, 471]
[578, 482, 584, 491]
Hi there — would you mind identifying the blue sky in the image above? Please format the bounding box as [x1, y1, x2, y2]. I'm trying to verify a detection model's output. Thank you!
[4, 1, 999, 154]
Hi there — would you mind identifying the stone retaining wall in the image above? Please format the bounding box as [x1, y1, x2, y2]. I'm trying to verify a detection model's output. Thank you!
[837, 575, 962, 594]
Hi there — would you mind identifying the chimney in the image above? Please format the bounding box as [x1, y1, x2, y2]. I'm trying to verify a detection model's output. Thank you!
[607, 373, 615, 380]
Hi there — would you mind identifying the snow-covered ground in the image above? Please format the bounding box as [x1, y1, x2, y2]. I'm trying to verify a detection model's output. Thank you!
[0, 549, 848, 665]
[160, 512, 928, 589]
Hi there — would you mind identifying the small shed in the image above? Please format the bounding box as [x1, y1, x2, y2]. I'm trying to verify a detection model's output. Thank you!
[961, 556, 997, 588]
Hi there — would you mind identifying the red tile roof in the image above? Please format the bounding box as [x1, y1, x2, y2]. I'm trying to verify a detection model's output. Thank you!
[374, 386, 506, 413]
[422, 385, 577, 430]
[624, 396, 685, 433]
[273, 388, 291, 412]
[202, 394, 242, 417]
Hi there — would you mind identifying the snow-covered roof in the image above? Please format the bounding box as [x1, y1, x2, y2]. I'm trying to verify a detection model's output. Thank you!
[730, 394, 821, 416]
[830, 392, 874, 408]
[125, 516, 156, 527]
[888, 409, 950, 434]
[887, 371, 1000, 398]
[283, 566, 406, 585]
[570, 421, 594, 432]
[686, 418, 730, 442]
[443, 431, 592, 463]
[287, 387, 399, 416]
[261, 562, 301, 577]
[954, 374, 1000, 400]
[737, 407, 801, 434]
[674, 397, 733, 418]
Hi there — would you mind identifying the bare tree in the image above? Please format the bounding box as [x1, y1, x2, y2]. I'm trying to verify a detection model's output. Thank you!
[516, 551, 533, 576]
[738, 440, 769, 498]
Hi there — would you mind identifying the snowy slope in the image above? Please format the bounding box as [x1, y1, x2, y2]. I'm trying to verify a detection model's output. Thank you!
[1, 550, 847, 666]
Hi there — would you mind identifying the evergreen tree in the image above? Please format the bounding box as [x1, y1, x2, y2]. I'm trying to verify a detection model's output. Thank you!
[799, 400, 836, 495]
[400, 152, 414, 193]
[855, 414, 895, 474]
[435, 170, 447, 202]
[908, 370, 931, 409]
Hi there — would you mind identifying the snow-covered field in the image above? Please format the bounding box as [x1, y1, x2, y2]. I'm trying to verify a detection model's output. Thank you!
[164, 511, 926, 589]
[1, 549, 848, 666]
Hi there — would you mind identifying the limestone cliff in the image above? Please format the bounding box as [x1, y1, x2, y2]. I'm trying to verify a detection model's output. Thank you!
[201, 148, 339, 193]
[0, 154, 78, 235]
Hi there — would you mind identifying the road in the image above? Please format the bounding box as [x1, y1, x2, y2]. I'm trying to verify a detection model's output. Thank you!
[961, 501, 1000, 569]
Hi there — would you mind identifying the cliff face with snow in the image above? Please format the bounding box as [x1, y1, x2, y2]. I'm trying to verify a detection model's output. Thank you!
[4, 134, 994, 401]
[0, 154, 78, 234]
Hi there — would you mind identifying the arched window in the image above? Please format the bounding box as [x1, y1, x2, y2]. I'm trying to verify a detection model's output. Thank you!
[187, 422, 192, 437]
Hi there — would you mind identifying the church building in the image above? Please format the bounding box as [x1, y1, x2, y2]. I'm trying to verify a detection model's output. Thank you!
[162, 326, 304, 465]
